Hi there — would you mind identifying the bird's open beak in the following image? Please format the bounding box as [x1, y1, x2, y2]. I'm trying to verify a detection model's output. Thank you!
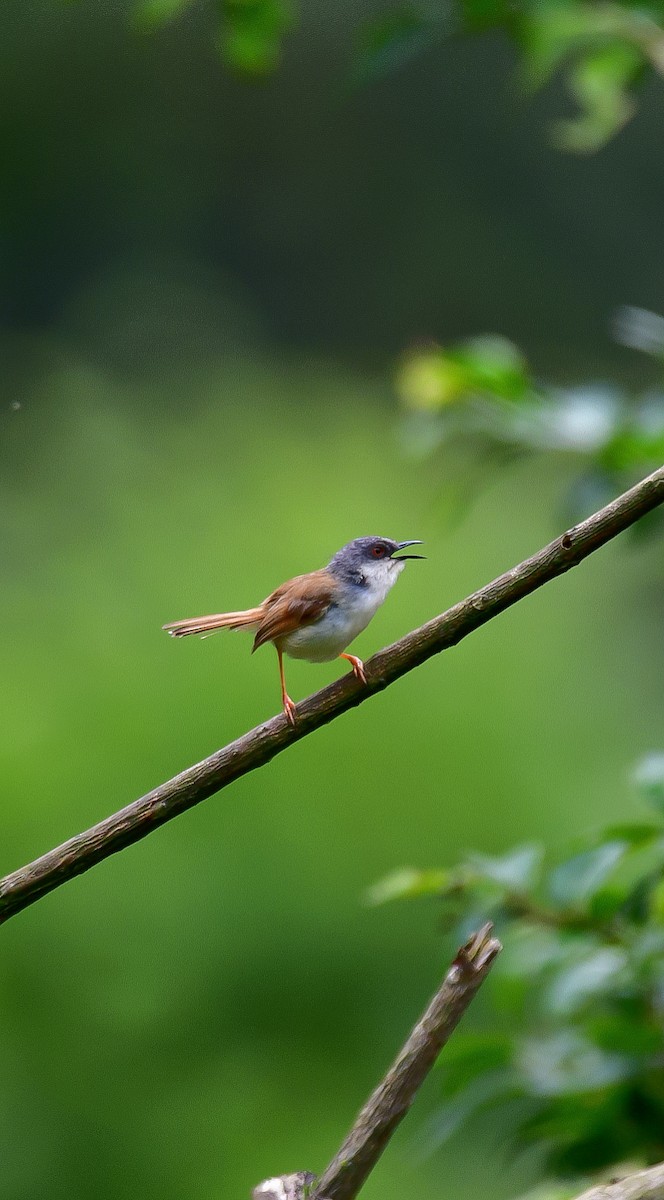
[392, 540, 425, 560]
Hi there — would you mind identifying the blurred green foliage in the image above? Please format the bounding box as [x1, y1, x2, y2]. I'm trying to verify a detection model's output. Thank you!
[356, 1, 664, 152]
[133, 0, 664, 150]
[132, 0, 294, 73]
[220, 0, 293, 74]
[369, 753, 664, 1195]
[132, 0, 198, 29]
[396, 308, 664, 527]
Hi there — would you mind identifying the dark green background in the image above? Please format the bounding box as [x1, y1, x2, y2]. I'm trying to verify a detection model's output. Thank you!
[2, 4, 663, 1199]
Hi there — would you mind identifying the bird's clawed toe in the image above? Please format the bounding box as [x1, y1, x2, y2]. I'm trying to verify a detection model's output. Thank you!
[341, 653, 367, 685]
[283, 694, 298, 726]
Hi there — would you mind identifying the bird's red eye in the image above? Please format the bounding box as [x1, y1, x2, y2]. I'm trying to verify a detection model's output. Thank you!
[371, 544, 386, 558]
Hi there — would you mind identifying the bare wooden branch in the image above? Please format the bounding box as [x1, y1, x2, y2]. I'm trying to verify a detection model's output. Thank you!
[573, 1162, 664, 1200]
[252, 925, 501, 1200]
[313, 924, 501, 1200]
[1, 466, 663, 924]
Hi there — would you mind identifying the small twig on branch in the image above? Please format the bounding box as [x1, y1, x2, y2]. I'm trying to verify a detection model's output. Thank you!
[252, 925, 502, 1200]
[572, 1161, 664, 1200]
[1, 466, 663, 924]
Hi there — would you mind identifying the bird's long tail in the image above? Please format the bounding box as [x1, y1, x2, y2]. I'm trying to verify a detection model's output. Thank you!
[162, 608, 264, 638]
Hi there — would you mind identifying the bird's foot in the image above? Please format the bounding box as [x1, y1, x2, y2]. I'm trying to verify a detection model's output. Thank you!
[341, 653, 367, 685]
[282, 693, 298, 727]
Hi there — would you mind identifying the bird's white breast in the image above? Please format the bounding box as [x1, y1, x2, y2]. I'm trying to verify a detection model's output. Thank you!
[281, 559, 405, 662]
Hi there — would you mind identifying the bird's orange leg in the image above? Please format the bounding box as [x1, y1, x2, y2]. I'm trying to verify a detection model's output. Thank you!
[277, 646, 297, 726]
[340, 652, 367, 684]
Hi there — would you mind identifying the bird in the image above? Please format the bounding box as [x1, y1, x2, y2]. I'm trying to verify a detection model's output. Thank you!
[163, 536, 424, 725]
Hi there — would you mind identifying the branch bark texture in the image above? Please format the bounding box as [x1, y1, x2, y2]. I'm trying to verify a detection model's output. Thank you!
[1, 466, 663, 924]
[573, 1163, 664, 1200]
[252, 925, 501, 1200]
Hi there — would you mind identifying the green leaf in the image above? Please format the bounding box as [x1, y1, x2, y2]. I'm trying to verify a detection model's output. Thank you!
[632, 753, 664, 814]
[548, 842, 627, 907]
[589, 1012, 664, 1056]
[613, 306, 664, 359]
[449, 335, 532, 403]
[132, 0, 196, 30]
[546, 946, 627, 1015]
[219, 0, 294, 75]
[601, 424, 664, 473]
[353, 8, 443, 85]
[523, 2, 645, 87]
[522, 4, 590, 88]
[584, 885, 623, 922]
[364, 866, 449, 906]
[601, 823, 663, 846]
[397, 347, 468, 410]
[553, 43, 641, 154]
[518, 1031, 632, 1096]
[588, 836, 664, 921]
[469, 843, 542, 891]
[499, 924, 565, 979]
[397, 336, 533, 412]
[518, 2, 664, 151]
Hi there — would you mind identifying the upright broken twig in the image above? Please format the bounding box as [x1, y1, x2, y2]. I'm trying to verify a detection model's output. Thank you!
[253, 925, 502, 1200]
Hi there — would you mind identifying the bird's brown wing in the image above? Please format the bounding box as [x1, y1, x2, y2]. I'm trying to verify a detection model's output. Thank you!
[252, 570, 338, 651]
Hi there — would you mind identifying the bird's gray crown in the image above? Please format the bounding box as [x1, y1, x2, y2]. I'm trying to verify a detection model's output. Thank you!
[327, 537, 423, 582]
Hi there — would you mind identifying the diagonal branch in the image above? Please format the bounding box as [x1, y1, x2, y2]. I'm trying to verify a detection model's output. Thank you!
[572, 1162, 664, 1200]
[1, 466, 663, 925]
[252, 925, 502, 1200]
